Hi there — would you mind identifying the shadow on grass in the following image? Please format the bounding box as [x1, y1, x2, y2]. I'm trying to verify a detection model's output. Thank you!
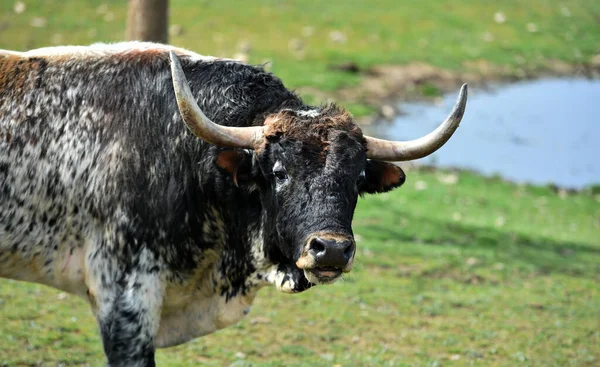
[356, 207, 600, 278]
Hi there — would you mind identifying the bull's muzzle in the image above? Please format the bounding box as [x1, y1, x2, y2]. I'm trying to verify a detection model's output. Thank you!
[296, 232, 355, 284]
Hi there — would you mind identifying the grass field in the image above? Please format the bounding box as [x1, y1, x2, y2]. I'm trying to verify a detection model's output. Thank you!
[1, 1, 599, 366]
[1, 0, 599, 95]
[1, 169, 598, 366]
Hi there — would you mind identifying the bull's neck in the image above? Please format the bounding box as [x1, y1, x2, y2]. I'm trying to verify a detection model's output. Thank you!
[202, 200, 310, 295]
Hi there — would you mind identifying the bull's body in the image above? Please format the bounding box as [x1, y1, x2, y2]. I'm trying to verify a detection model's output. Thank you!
[1, 42, 466, 366]
[1, 43, 311, 362]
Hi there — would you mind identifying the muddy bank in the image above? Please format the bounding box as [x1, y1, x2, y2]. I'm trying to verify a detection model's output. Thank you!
[300, 57, 600, 124]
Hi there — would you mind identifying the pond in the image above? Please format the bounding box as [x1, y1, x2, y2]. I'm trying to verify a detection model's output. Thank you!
[363, 78, 600, 189]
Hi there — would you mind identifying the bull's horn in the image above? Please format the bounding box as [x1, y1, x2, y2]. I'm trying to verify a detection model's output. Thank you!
[169, 51, 264, 149]
[365, 84, 468, 161]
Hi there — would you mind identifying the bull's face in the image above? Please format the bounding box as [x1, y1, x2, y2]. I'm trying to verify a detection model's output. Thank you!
[248, 108, 405, 284]
[169, 52, 467, 285]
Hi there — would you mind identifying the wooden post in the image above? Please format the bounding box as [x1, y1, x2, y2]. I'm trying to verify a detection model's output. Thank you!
[125, 0, 169, 44]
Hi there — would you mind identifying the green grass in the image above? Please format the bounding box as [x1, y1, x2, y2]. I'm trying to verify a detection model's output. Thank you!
[1, 1, 599, 365]
[1, 0, 599, 115]
[1, 169, 599, 366]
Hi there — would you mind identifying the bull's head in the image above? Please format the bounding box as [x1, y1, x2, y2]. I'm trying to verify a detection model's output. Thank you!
[169, 52, 467, 285]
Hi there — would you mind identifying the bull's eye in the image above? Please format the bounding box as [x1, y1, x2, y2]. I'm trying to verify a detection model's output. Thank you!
[274, 170, 288, 181]
[272, 161, 288, 182]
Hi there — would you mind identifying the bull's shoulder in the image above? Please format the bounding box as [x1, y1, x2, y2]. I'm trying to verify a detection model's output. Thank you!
[0, 50, 51, 104]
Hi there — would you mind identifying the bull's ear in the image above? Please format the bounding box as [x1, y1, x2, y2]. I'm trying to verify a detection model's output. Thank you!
[360, 160, 406, 194]
[216, 149, 253, 186]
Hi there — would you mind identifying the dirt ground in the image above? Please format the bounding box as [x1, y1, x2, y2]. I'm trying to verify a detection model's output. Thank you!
[300, 56, 600, 124]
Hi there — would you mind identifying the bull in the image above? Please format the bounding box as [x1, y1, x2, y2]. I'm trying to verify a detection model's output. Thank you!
[0, 42, 467, 366]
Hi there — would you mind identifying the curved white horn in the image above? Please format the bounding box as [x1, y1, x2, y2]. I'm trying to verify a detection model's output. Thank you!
[169, 51, 264, 148]
[365, 84, 468, 161]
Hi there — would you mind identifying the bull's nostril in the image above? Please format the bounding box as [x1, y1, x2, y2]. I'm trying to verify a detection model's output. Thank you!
[343, 241, 355, 261]
[309, 238, 326, 254]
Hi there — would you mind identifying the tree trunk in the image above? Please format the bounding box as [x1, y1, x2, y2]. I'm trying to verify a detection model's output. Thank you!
[125, 0, 169, 44]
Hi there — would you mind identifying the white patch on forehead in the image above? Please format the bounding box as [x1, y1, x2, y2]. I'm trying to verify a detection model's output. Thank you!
[296, 109, 321, 118]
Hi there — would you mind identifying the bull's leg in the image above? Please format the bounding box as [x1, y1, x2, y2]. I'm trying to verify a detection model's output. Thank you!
[87, 245, 163, 367]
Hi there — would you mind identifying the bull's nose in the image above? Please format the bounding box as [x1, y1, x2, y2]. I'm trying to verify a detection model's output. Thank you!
[309, 237, 355, 268]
